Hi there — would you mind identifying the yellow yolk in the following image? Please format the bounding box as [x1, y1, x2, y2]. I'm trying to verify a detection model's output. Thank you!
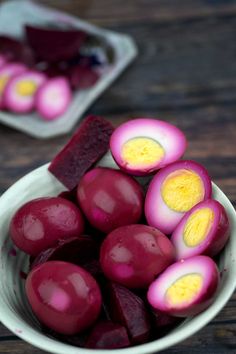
[16, 80, 37, 96]
[121, 137, 165, 167]
[183, 208, 214, 247]
[161, 169, 204, 212]
[166, 273, 203, 306]
[0, 75, 9, 94]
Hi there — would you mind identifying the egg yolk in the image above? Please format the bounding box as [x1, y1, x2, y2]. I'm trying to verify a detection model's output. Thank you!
[16, 80, 37, 96]
[121, 137, 165, 168]
[0, 75, 9, 93]
[161, 169, 204, 212]
[166, 273, 203, 306]
[183, 208, 214, 247]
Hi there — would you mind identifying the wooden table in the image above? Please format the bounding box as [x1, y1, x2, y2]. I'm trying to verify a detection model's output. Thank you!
[0, 0, 236, 353]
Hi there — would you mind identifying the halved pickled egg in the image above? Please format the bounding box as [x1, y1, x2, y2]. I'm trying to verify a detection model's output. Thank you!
[0, 63, 26, 107]
[171, 199, 229, 260]
[35, 77, 72, 121]
[110, 119, 187, 176]
[147, 255, 219, 317]
[145, 160, 212, 234]
[3, 71, 46, 113]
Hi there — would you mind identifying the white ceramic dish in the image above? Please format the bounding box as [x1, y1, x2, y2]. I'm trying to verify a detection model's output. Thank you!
[0, 0, 137, 138]
[0, 154, 235, 354]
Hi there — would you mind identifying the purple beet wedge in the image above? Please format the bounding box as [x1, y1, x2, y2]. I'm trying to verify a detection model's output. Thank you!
[25, 25, 87, 62]
[68, 65, 100, 90]
[30, 235, 99, 270]
[0, 35, 35, 66]
[86, 321, 130, 349]
[107, 282, 151, 344]
[48, 115, 114, 190]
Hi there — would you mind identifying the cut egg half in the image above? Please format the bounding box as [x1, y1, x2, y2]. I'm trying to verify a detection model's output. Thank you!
[0, 63, 26, 107]
[3, 70, 46, 113]
[171, 199, 230, 260]
[35, 77, 72, 121]
[147, 255, 219, 317]
[110, 119, 187, 176]
[145, 160, 212, 234]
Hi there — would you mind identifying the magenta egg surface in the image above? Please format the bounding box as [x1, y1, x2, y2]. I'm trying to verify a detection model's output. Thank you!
[171, 199, 230, 260]
[100, 224, 175, 288]
[145, 160, 212, 234]
[35, 77, 72, 120]
[110, 118, 187, 176]
[26, 261, 102, 335]
[0, 63, 26, 107]
[3, 70, 46, 113]
[77, 167, 144, 233]
[147, 255, 219, 317]
[10, 197, 84, 256]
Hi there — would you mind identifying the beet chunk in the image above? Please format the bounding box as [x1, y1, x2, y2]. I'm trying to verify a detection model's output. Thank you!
[152, 309, 180, 328]
[58, 187, 78, 204]
[30, 235, 99, 270]
[48, 115, 114, 190]
[150, 309, 183, 339]
[25, 25, 86, 62]
[107, 282, 151, 344]
[86, 321, 130, 349]
[68, 65, 100, 90]
[0, 35, 35, 66]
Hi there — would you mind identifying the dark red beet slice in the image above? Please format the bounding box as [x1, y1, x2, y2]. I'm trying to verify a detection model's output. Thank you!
[68, 65, 100, 90]
[86, 321, 130, 349]
[48, 115, 114, 190]
[30, 235, 99, 270]
[150, 309, 183, 339]
[151, 309, 182, 329]
[58, 187, 78, 204]
[0, 35, 35, 66]
[83, 259, 103, 280]
[25, 25, 86, 62]
[107, 282, 151, 344]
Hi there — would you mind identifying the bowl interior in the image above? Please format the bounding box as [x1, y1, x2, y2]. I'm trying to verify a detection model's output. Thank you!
[0, 156, 236, 354]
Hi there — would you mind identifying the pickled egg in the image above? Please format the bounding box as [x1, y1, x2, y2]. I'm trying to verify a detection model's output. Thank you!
[110, 119, 187, 176]
[26, 261, 102, 334]
[0, 63, 26, 107]
[145, 160, 212, 234]
[147, 255, 219, 317]
[35, 77, 72, 121]
[3, 70, 46, 113]
[171, 199, 230, 260]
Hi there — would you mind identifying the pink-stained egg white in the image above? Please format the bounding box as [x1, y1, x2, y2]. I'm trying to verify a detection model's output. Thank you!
[171, 199, 230, 260]
[110, 118, 187, 176]
[0, 63, 26, 108]
[145, 160, 212, 234]
[35, 77, 72, 121]
[3, 70, 46, 113]
[147, 255, 219, 317]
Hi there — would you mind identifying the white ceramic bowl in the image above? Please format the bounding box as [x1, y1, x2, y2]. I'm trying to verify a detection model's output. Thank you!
[0, 156, 236, 354]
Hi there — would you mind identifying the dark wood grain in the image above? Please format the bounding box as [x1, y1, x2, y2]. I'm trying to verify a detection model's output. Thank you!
[0, 0, 236, 353]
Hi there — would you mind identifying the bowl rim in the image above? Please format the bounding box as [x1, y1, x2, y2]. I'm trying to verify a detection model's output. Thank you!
[0, 163, 235, 354]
